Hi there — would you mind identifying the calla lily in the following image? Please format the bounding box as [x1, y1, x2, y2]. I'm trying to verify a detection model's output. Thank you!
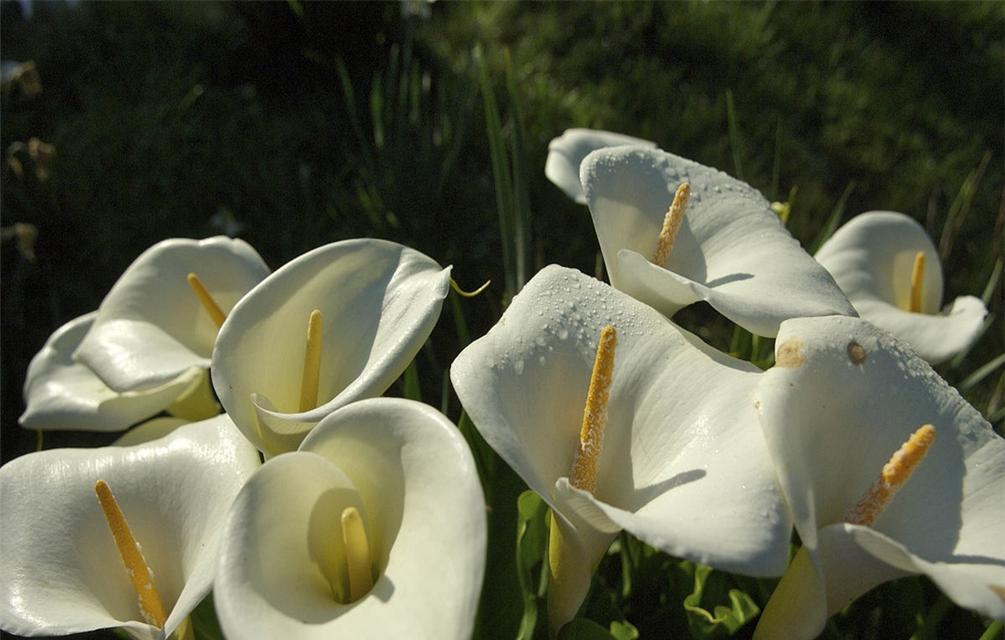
[545, 128, 656, 204]
[451, 265, 791, 633]
[74, 236, 270, 392]
[815, 211, 988, 364]
[20, 312, 202, 431]
[576, 145, 855, 336]
[0, 415, 261, 639]
[214, 398, 486, 640]
[753, 316, 1005, 639]
[211, 238, 451, 455]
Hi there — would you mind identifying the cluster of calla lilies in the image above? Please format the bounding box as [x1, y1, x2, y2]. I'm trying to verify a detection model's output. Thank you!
[2, 128, 1002, 640]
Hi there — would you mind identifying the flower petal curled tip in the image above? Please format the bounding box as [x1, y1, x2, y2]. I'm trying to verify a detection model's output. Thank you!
[74, 237, 270, 393]
[95, 479, 167, 628]
[186, 272, 227, 327]
[651, 183, 690, 267]
[815, 211, 987, 364]
[580, 146, 856, 337]
[19, 313, 201, 432]
[341, 506, 375, 602]
[299, 310, 324, 412]
[845, 425, 935, 527]
[212, 239, 451, 456]
[545, 128, 657, 204]
[570, 325, 617, 493]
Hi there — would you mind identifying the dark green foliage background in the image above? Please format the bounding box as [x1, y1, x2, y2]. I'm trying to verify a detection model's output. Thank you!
[1, 2, 1002, 639]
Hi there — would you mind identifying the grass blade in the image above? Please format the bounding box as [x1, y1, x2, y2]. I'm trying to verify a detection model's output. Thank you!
[725, 89, 744, 181]
[476, 46, 517, 300]
[810, 180, 856, 254]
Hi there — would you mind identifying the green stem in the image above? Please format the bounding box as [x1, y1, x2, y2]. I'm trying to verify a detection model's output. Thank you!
[979, 620, 1003, 640]
[910, 594, 952, 640]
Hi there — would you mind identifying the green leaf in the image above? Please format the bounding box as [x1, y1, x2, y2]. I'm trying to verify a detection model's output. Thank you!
[516, 490, 549, 640]
[609, 620, 640, 640]
[683, 564, 760, 639]
[558, 618, 618, 640]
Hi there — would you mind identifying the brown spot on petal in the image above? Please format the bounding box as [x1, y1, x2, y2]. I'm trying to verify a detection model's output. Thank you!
[847, 341, 867, 365]
[991, 585, 1005, 602]
[776, 339, 805, 368]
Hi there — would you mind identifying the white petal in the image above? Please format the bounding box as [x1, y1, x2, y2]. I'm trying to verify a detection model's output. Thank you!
[754, 524, 912, 640]
[758, 316, 1005, 551]
[757, 315, 1005, 618]
[212, 239, 451, 455]
[451, 265, 790, 577]
[846, 525, 1005, 621]
[545, 128, 657, 204]
[0, 415, 260, 638]
[112, 417, 190, 447]
[816, 211, 987, 363]
[74, 237, 270, 391]
[757, 522, 1005, 640]
[581, 146, 855, 336]
[215, 398, 486, 640]
[20, 313, 200, 431]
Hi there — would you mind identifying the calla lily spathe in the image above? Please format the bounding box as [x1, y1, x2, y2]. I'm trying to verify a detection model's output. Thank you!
[214, 398, 486, 640]
[753, 316, 1005, 639]
[211, 238, 451, 455]
[565, 141, 855, 336]
[20, 312, 202, 431]
[815, 211, 988, 364]
[545, 128, 656, 204]
[74, 236, 270, 393]
[0, 415, 261, 639]
[451, 265, 791, 632]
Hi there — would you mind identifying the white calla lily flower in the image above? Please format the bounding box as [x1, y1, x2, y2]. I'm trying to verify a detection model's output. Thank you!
[20, 312, 202, 431]
[815, 211, 988, 364]
[545, 128, 657, 204]
[451, 265, 791, 633]
[0, 415, 261, 639]
[211, 238, 451, 455]
[214, 398, 486, 640]
[578, 145, 856, 336]
[753, 316, 1005, 640]
[74, 236, 270, 392]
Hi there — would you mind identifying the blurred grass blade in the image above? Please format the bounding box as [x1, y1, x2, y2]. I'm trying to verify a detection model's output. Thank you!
[334, 58, 376, 175]
[982, 257, 1002, 306]
[729, 324, 753, 360]
[450, 289, 473, 347]
[402, 361, 422, 401]
[440, 368, 451, 415]
[959, 353, 1005, 394]
[810, 180, 856, 254]
[476, 46, 518, 300]
[504, 49, 531, 291]
[725, 89, 744, 181]
[939, 151, 991, 263]
[770, 117, 782, 201]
